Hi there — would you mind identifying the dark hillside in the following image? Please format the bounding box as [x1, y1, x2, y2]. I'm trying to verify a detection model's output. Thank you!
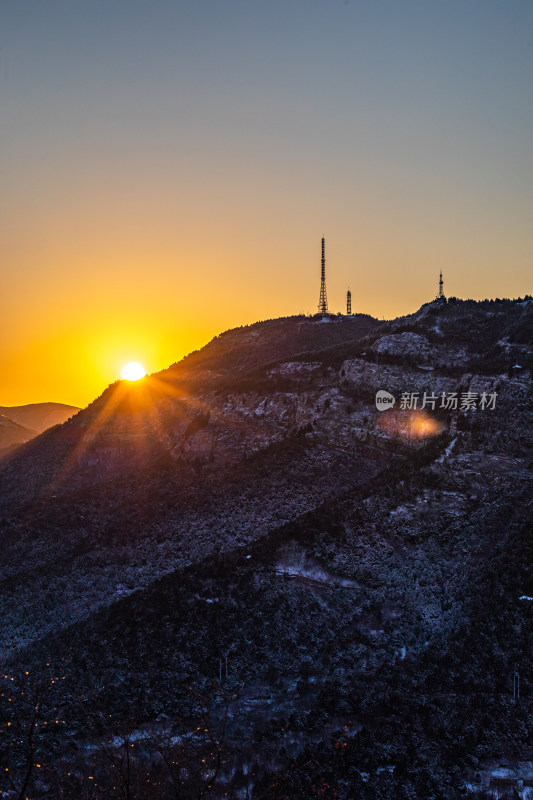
[0, 299, 531, 799]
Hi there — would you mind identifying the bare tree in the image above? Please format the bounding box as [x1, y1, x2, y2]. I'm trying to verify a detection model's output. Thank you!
[147, 686, 234, 800]
[96, 728, 137, 800]
[0, 670, 44, 800]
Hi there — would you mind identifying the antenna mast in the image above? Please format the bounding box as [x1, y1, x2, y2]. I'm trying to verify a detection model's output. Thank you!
[437, 271, 445, 300]
[318, 237, 328, 314]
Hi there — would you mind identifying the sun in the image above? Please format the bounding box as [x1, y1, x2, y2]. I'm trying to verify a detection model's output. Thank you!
[121, 362, 146, 381]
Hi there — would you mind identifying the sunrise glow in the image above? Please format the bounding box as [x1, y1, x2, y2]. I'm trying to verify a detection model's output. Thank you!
[1, 2, 531, 409]
[121, 362, 146, 381]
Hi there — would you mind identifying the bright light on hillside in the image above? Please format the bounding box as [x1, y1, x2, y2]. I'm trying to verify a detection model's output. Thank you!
[121, 362, 146, 381]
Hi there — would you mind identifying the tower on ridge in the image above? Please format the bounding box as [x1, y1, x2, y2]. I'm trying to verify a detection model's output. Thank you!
[347, 288, 352, 315]
[318, 237, 328, 314]
[436, 271, 445, 301]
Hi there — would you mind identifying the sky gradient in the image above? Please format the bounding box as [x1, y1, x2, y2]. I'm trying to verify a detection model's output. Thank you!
[1, 0, 532, 406]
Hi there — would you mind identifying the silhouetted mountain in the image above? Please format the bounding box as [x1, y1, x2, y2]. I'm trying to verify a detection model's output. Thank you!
[0, 401, 80, 434]
[0, 413, 37, 453]
[0, 300, 531, 799]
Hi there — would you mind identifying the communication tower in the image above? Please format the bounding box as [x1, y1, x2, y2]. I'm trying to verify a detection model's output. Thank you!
[317, 237, 328, 314]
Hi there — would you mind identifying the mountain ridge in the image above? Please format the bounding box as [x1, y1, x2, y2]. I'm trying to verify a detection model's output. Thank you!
[0, 413, 37, 454]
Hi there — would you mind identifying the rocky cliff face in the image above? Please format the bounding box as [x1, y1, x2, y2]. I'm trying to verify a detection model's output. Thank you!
[0, 299, 532, 799]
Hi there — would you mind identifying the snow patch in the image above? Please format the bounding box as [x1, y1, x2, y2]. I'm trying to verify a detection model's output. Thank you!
[436, 437, 457, 463]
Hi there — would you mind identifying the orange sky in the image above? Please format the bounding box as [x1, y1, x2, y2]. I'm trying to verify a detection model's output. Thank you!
[1, 1, 532, 408]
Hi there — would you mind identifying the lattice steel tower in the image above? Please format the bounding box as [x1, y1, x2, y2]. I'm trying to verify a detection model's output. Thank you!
[317, 237, 328, 314]
[347, 288, 352, 315]
[437, 271, 445, 300]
